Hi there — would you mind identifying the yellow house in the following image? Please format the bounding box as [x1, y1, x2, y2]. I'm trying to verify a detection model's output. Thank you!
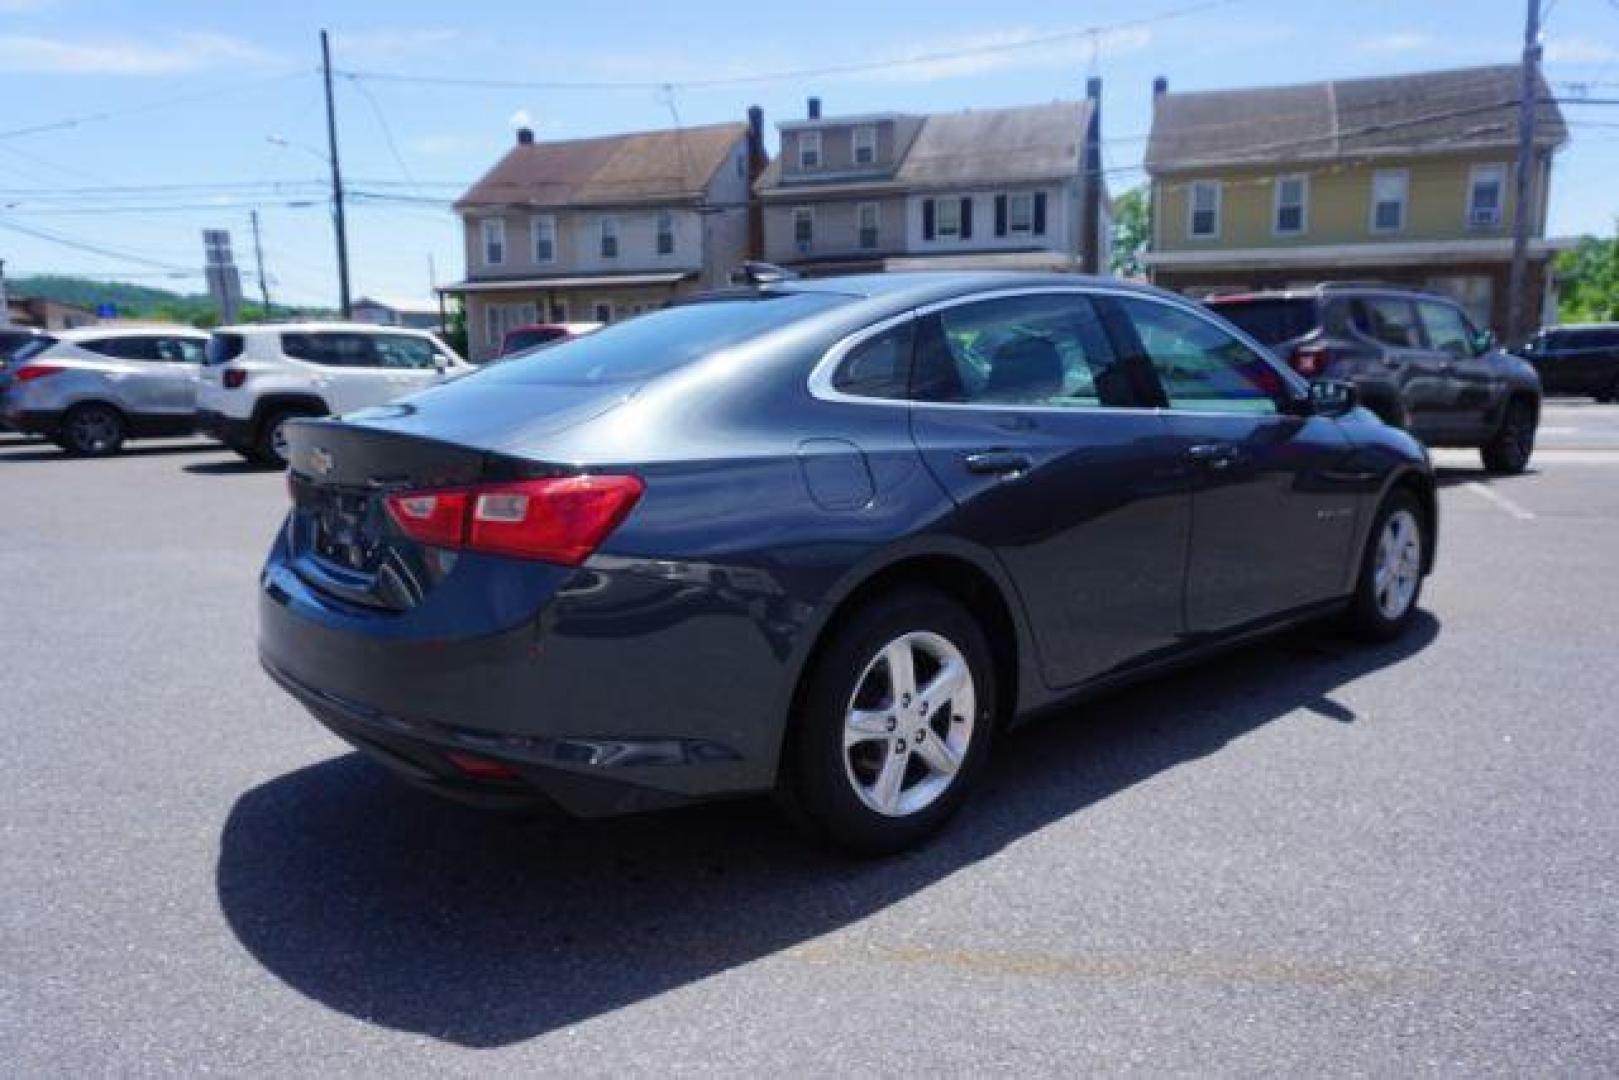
[1142, 65, 1569, 335]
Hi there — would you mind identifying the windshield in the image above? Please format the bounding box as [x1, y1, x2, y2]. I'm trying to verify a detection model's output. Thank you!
[481, 292, 849, 385]
[1207, 298, 1318, 346]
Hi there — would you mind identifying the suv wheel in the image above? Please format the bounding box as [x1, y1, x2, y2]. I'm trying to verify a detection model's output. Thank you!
[252, 408, 306, 467]
[1345, 489, 1425, 642]
[59, 403, 125, 457]
[789, 588, 995, 856]
[1481, 399, 1535, 475]
[1597, 377, 1618, 404]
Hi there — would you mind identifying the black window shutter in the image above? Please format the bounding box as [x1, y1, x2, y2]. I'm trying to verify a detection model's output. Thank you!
[923, 198, 935, 240]
[1033, 192, 1047, 235]
[995, 195, 1008, 236]
[960, 197, 973, 239]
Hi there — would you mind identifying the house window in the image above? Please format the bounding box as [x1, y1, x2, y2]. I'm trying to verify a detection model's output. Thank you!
[852, 125, 877, 166]
[656, 210, 675, 256]
[1273, 175, 1307, 235]
[793, 206, 814, 249]
[549, 300, 568, 322]
[532, 215, 555, 263]
[593, 301, 613, 323]
[1008, 192, 1034, 234]
[1371, 170, 1408, 233]
[799, 130, 822, 169]
[857, 202, 879, 249]
[599, 217, 619, 259]
[935, 197, 961, 239]
[481, 218, 505, 265]
[1468, 163, 1506, 230]
[1188, 181, 1220, 239]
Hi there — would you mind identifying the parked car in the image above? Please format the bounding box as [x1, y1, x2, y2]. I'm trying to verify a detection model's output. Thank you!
[498, 321, 604, 358]
[1206, 284, 1542, 474]
[195, 323, 471, 465]
[1514, 323, 1619, 402]
[261, 272, 1437, 855]
[0, 327, 208, 455]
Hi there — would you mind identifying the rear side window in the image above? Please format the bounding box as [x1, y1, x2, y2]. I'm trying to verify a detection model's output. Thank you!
[282, 332, 378, 368]
[831, 322, 913, 399]
[81, 336, 162, 361]
[8, 336, 55, 364]
[1352, 298, 1423, 349]
[206, 334, 245, 365]
[1207, 298, 1319, 345]
[372, 334, 439, 370]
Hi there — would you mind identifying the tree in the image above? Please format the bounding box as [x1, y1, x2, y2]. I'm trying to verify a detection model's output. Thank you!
[1111, 186, 1150, 280]
[1555, 228, 1619, 323]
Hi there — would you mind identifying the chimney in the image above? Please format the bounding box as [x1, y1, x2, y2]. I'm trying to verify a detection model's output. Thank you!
[1152, 75, 1168, 99]
[807, 96, 821, 120]
[516, 126, 535, 145]
[745, 106, 767, 260]
[1080, 76, 1103, 276]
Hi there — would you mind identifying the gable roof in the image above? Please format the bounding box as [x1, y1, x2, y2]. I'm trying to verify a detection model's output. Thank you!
[455, 121, 747, 211]
[755, 100, 1091, 194]
[1145, 65, 1567, 174]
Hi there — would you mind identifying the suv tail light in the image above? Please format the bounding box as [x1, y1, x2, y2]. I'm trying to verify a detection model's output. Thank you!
[223, 368, 248, 389]
[14, 364, 64, 383]
[384, 475, 644, 566]
[1288, 344, 1332, 377]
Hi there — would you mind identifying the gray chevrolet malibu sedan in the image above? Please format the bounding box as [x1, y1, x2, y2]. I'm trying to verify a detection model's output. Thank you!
[261, 272, 1437, 854]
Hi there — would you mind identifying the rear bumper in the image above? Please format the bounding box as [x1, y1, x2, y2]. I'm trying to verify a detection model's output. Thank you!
[196, 408, 254, 449]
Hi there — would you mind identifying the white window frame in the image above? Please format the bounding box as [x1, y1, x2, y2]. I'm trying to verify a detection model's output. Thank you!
[857, 202, 880, 249]
[1369, 169, 1409, 234]
[656, 209, 675, 256]
[1187, 180, 1221, 239]
[799, 130, 822, 169]
[935, 196, 961, 239]
[851, 125, 877, 166]
[599, 216, 619, 259]
[481, 218, 506, 266]
[792, 205, 814, 250]
[531, 214, 555, 264]
[1272, 174, 1308, 236]
[1467, 163, 1506, 230]
[1008, 191, 1034, 235]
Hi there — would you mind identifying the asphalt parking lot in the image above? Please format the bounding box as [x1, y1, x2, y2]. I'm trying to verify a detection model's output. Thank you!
[3, 401, 1618, 1075]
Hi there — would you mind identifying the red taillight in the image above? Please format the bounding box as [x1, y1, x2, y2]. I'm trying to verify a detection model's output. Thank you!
[1289, 344, 1331, 377]
[223, 368, 248, 389]
[14, 364, 63, 382]
[445, 751, 519, 781]
[384, 475, 643, 566]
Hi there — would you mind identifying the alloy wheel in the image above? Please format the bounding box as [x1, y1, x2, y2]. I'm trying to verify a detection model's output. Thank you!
[842, 631, 976, 818]
[67, 407, 120, 454]
[1373, 509, 1422, 621]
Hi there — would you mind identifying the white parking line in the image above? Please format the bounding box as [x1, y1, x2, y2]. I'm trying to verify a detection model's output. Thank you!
[1465, 482, 1536, 521]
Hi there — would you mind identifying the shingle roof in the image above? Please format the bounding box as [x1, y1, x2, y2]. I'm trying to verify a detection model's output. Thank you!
[455, 121, 747, 210]
[1145, 65, 1567, 173]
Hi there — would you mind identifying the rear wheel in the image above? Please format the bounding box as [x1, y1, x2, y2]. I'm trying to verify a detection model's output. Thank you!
[59, 403, 125, 457]
[251, 408, 306, 467]
[1344, 489, 1425, 642]
[789, 588, 995, 856]
[1481, 398, 1535, 475]
[1597, 377, 1619, 404]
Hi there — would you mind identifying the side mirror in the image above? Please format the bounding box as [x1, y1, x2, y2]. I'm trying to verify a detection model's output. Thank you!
[1308, 378, 1357, 418]
[1472, 328, 1496, 356]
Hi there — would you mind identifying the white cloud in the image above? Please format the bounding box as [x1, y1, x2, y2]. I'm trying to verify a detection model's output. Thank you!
[509, 109, 533, 129]
[865, 26, 1152, 83]
[0, 31, 275, 75]
[329, 28, 464, 61]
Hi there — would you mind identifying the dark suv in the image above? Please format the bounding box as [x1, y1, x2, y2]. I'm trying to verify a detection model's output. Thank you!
[1515, 324, 1619, 402]
[1207, 284, 1541, 474]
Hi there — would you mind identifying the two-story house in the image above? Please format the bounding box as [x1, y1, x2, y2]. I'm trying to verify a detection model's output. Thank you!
[442, 113, 765, 359]
[1142, 65, 1568, 335]
[754, 86, 1107, 276]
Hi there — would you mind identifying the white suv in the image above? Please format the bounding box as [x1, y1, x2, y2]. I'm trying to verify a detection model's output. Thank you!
[196, 323, 470, 464]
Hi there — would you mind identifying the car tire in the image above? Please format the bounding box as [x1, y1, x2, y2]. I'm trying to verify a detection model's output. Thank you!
[787, 587, 996, 857]
[251, 408, 306, 467]
[1481, 398, 1535, 475]
[1597, 378, 1618, 404]
[58, 403, 126, 457]
[1344, 489, 1426, 642]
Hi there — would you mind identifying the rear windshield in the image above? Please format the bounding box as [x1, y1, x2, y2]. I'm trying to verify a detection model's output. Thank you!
[205, 333, 246, 366]
[1207, 298, 1319, 345]
[483, 292, 850, 385]
[6, 335, 55, 364]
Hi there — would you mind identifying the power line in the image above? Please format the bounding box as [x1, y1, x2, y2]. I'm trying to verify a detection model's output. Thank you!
[0, 71, 312, 141]
[0, 217, 196, 272]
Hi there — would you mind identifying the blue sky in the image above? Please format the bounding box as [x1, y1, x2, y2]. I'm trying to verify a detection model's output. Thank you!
[1, 0, 1616, 309]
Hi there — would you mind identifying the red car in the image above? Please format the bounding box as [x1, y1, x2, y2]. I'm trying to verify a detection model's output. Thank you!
[498, 322, 603, 358]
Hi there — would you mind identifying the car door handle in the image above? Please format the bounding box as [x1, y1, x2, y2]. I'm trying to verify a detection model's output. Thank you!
[964, 450, 1032, 478]
[1185, 443, 1241, 468]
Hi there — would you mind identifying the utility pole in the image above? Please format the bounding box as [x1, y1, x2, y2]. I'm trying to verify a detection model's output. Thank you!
[320, 29, 352, 318]
[0, 258, 10, 327]
[1507, 0, 1541, 344]
[250, 209, 272, 315]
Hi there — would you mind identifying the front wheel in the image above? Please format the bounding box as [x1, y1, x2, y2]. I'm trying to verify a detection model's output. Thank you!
[1344, 490, 1426, 642]
[789, 588, 996, 856]
[1481, 399, 1535, 475]
[59, 403, 125, 456]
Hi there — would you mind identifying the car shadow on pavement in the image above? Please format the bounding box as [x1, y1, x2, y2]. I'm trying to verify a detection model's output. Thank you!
[216, 611, 1439, 1048]
[0, 441, 220, 464]
[183, 459, 280, 476]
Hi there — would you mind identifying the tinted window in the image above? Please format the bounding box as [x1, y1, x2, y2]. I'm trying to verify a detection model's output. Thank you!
[372, 334, 438, 370]
[913, 293, 1129, 407]
[205, 333, 245, 365]
[156, 337, 204, 363]
[485, 292, 848, 386]
[1116, 296, 1285, 415]
[7, 336, 54, 364]
[1352, 298, 1423, 349]
[832, 322, 913, 399]
[1208, 298, 1319, 345]
[503, 327, 569, 353]
[82, 336, 163, 361]
[282, 332, 378, 368]
[1417, 301, 1476, 359]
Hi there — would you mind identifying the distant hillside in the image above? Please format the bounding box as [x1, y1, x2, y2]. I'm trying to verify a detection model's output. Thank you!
[10, 275, 333, 328]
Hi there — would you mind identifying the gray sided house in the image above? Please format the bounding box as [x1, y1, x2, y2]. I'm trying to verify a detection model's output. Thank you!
[755, 88, 1108, 276]
[443, 115, 766, 360]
